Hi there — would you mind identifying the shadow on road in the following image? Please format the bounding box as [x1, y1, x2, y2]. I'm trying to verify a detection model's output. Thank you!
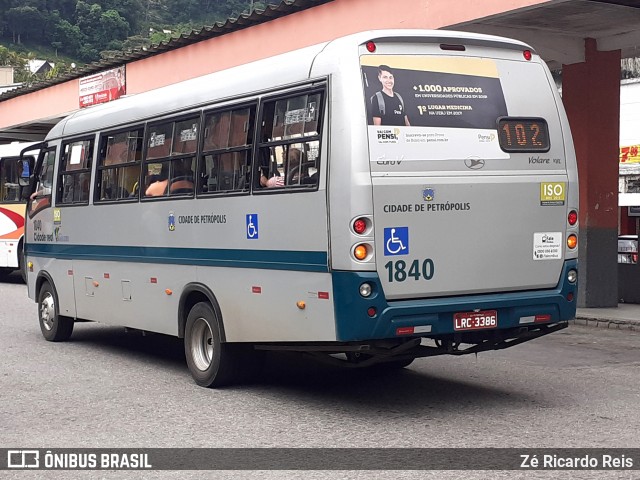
[0, 271, 25, 285]
[64, 322, 536, 414]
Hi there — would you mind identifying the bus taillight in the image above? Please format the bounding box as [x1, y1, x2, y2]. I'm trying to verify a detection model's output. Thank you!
[354, 244, 368, 260]
[523, 49, 532, 61]
[353, 217, 367, 235]
[568, 210, 578, 225]
[365, 41, 376, 53]
[567, 234, 578, 250]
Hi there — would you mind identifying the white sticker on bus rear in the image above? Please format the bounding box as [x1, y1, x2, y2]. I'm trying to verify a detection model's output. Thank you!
[533, 232, 562, 260]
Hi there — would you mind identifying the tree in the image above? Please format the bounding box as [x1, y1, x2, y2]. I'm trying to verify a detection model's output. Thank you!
[6, 6, 45, 44]
[103, 0, 145, 32]
[51, 17, 83, 57]
[96, 10, 130, 46]
[0, 45, 27, 70]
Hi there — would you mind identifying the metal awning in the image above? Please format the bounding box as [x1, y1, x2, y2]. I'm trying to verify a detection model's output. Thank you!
[445, 0, 640, 69]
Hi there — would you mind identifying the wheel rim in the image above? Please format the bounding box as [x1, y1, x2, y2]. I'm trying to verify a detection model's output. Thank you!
[40, 292, 55, 331]
[190, 317, 214, 371]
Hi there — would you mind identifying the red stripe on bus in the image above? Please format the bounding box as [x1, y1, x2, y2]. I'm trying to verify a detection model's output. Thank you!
[0, 207, 24, 229]
[0, 226, 24, 240]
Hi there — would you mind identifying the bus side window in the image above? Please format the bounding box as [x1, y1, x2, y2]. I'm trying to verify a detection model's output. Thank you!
[0, 157, 20, 202]
[28, 148, 56, 217]
[96, 127, 143, 202]
[57, 139, 94, 206]
[143, 117, 199, 199]
[199, 105, 254, 195]
[257, 90, 323, 191]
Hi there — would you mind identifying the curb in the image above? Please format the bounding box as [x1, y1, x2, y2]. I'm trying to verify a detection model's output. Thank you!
[571, 318, 640, 331]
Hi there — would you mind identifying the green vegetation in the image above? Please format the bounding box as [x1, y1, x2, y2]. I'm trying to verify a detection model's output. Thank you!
[0, 0, 277, 82]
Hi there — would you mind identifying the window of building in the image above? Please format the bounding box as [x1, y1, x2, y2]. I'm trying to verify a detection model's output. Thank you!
[257, 91, 323, 191]
[57, 139, 94, 205]
[199, 106, 254, 195]
[143, 117, 199, 198]
[96, 127, 143, 201]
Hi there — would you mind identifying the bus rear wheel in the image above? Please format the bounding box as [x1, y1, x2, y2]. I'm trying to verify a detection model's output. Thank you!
[38, 281, 74, 342]
[184, 302, 237, 388]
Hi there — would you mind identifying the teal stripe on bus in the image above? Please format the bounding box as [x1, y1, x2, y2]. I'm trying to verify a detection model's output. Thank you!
[26, 244, 329, 272]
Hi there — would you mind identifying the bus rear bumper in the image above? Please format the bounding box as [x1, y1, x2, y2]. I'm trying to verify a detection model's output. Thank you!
[331, 259, 577, 343]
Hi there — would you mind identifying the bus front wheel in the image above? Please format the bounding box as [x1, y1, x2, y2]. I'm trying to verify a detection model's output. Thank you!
[38, 281, 74, 341]
[184, 302, 237, 388]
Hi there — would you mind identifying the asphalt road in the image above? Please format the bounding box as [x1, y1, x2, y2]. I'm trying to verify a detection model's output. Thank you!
[1, 273, 639, 479]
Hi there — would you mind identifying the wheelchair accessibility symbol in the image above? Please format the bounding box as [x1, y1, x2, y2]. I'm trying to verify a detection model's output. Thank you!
[384, 227, 409, 256]
[246, 214, 259, 239]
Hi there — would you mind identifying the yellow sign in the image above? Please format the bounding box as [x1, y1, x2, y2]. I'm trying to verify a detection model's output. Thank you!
[620, 145, 640, 164]
[53, 209, 61, 224]
[540, 182, 566, 206]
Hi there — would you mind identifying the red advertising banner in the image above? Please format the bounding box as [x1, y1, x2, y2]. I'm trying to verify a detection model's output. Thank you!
[79, 66, 126, 108]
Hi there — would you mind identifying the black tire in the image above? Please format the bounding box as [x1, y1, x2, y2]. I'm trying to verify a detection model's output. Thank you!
[184, 302, 240, 387]
[38, 280, 74, 342]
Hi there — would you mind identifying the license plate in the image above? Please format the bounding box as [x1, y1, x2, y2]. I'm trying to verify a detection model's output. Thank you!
[453, 310, 498, 331]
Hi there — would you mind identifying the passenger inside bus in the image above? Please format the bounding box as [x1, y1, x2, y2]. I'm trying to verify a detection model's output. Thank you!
[261, 147, 304, 188]
[169, 158, 195, 194]
[77, 173, 91, 202]
[145, 163, 169, 196]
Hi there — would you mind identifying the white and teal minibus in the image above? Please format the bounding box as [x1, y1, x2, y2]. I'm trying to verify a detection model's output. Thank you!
[25, 30, 579, 387]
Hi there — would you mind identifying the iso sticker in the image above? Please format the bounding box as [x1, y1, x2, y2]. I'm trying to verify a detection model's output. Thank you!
[540, 182, 566, 206]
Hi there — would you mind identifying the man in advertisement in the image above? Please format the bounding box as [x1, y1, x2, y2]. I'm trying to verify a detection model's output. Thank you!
[370, 65, 411, 127]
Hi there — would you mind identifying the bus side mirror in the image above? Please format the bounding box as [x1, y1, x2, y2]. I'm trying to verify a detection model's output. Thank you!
[18, 175, 31, 188]
[18, 158, 32, 187]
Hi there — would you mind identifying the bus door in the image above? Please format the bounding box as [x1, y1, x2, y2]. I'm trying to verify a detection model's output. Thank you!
[25, 145, 78, 318]
[361, 49, 575, 300]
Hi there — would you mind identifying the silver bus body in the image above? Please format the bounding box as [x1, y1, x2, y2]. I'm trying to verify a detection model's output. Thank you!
[25, 30, 578, 386]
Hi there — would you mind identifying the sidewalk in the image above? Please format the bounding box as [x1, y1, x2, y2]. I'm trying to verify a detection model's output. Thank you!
[574, 303, 640, 330]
